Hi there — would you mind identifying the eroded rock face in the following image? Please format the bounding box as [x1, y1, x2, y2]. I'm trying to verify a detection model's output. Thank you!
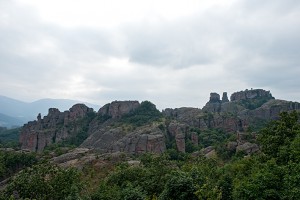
[20, 104, 94, 152]
[19, 89, 300, 157]
[98, 101, 140, 118]
[230, 89, 273, 101]
[191, 132, 199, 146]
[80, 125, 166, 154]
[236, 142, 259, 154]
[203, 93, 222, 113]
[209, 93, 221, 103]
[222, 92, 229, 103]
[163, 107, 202, 127]
[167, 122, 188, 153]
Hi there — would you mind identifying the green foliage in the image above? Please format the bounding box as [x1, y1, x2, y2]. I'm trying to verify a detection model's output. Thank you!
[258, 111, 300, 163]
[91, 181, 121, 200]
[0, 150, 37, 181]
[238, 96, 273, 110]
[282, 162, 300, 199]
[0, 127, 20, 148]
[121, 183, 147, 200]
[4, 163, 83, 200]
[121, 101, 162, 127]
[232, 159, 283, 200]
[2, 111, 300, 200]
[97, 114, 112, 123]
[48, 112, 97, 148]
[191, 127, 230, 148]
[159, 171, 197, 200]
[164, 149, 186, 161]
[185, 138, 198, 153]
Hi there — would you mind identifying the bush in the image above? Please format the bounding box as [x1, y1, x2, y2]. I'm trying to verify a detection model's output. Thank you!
[4, 163, 83, 200]
[121, 101, 162, 127]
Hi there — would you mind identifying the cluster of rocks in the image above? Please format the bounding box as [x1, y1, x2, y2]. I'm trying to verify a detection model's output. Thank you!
[202, 92, 229, 112]
[19, 88, 300, 157]
[20, 104, 94, 152]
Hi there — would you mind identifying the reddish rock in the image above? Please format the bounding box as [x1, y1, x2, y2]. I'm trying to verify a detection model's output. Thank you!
[20, 104, 94, 152]
[191, 132, 198, 146]
[167, 122, 188, 153]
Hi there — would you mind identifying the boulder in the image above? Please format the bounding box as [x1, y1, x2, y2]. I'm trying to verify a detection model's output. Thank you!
[236, 142, 259, 154]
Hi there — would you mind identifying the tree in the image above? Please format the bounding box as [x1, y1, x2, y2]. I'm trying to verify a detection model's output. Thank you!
[258, 111, 300, 164]
[232, 159, 283, 200]
[4, 163, 82, 200]
[159, 171, 197, 200]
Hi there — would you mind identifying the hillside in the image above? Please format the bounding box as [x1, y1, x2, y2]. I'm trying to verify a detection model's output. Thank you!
[0, 113, 23, 128]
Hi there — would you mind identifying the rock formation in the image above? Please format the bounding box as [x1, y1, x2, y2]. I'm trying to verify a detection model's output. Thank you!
[222, 92, 229, 103]
[167, 122, 188, 152]
[80, 125, 166, 154]
[98, 101, 140, 118]
[202, 93, 222, 112]
[19, 104, 94, 152]
[230, 89, 273, 101]
[19, 89, 300, 157]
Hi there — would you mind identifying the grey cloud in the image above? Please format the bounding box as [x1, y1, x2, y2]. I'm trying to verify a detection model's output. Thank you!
[123, 18, 222, 68]
[1, 0, 300, 108]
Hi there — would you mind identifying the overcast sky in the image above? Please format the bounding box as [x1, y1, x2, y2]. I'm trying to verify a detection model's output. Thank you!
[1, 0, 300, 109]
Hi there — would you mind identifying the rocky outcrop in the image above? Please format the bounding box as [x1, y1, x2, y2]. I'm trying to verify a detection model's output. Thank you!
[236, 142, 259, 154]
[191, 132, 199, 146]
[19, 89, 300, 157]
[164, 90, 300, 149]
[230, 89, 273, 101]
[98, 101, 140, 118]
[163, 107, 203, 127]
[202, 93, 222, 113]
[19, 104, 94, 152]
[80, 125, 166, 154]
[167, 122, 188, 152]
[222, 92, 229, 103]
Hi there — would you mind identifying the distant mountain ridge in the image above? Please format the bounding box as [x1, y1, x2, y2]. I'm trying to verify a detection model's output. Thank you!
[0, 95, 100, 128]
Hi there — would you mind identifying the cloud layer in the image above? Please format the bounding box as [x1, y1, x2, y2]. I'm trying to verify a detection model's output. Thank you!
[1, 0, 300, 109]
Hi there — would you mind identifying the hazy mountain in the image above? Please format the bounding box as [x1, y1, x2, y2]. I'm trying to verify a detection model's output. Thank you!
[0, 112, 24, 128]
[0, 95, 100, 127]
